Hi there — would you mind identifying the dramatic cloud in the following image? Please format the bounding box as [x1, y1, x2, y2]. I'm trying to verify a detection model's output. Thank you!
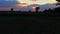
[17, 0, 57, 5]
[0, 0, 59, 11]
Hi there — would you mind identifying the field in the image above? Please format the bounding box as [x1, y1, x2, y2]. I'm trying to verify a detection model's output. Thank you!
[0, 5, 60, 34]
[0, 16, 60, 34]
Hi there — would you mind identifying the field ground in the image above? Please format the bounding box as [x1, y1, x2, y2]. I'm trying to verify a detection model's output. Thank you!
[0, 16, 60, 34]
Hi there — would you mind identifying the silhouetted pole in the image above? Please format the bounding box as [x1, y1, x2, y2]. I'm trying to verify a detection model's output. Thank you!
[35, 7, 40, 13]
[11, 8, 14, 11]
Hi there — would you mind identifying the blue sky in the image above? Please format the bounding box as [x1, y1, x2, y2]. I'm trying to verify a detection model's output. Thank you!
[0, 0, 60, 11]
[0, 0, 19, 7]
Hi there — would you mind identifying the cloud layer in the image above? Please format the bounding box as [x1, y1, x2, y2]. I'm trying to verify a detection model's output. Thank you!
[0, 0, 59, 11]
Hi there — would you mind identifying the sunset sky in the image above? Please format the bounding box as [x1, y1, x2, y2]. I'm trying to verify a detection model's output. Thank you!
[0, 0, 60, 11]
[17, 0, 57, 5]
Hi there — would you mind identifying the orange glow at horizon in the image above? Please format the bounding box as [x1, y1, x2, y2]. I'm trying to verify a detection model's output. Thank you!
[0, 7, 10, 10]
[31, 0, 37, 2]
[16, 3, 29, 7]
[32, 6, 36, 11]
[0, 7, 21, 11]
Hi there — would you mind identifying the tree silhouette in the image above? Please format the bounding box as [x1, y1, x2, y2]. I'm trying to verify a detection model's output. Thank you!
[35, 7, 40, 13]
[54, 7, 60, 12]
[11, 8, 14, 11]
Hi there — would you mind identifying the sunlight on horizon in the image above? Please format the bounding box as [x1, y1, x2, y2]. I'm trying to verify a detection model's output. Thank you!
[17, 0, 58, 6]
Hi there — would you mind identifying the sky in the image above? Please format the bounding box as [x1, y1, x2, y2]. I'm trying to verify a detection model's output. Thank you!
[0, 0, 60, 11]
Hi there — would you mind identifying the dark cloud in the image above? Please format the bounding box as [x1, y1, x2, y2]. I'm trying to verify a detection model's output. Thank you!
[56, 0, 60, 2]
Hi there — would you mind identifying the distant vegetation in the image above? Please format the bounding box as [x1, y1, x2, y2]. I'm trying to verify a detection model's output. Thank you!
[0, 6, 60, 16]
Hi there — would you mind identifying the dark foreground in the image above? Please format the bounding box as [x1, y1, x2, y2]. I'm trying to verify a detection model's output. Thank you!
[0, 6, 60, 34]
[0, 16, 60, 34]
